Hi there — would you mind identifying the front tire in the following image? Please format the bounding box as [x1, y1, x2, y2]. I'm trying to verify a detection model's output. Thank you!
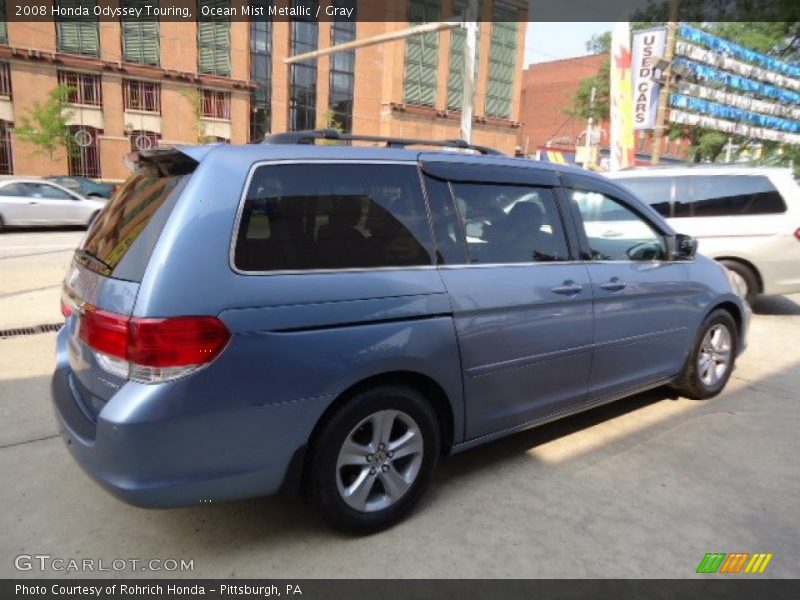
[307, 384, 440, 534]
[673, 309, 738, 400]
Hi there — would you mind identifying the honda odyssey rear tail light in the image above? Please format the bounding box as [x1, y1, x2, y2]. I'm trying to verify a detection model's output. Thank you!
[78, 307, 231, 383]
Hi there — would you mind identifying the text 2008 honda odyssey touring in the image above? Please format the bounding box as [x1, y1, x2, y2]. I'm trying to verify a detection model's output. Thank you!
[52, 131, 748, 533]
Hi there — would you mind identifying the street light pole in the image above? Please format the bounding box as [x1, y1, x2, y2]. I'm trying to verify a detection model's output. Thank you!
[460, 0, 479, 143]
[651, 0, 681, 165]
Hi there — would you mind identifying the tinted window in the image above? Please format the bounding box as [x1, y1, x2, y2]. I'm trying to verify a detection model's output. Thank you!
[80, 173, 186, 280]
[570, 190, 666, 261]
[0, 183, 32, 197]
[449, 183, 569, 264]
[688, 175, 786, 216]
[235, 163, 433, 272]
[29, 183, 74, 200]
[615, 177, 672, 217]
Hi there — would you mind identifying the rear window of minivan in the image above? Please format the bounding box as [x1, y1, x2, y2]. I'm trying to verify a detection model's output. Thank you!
[79, 172, 187, 281]
[234, 163, 433, 272]
[619, 174, 786, 218]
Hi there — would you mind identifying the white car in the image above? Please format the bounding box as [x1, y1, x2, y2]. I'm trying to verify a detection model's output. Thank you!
[607, 166, 800, 304]
[0, 178, 105, 230]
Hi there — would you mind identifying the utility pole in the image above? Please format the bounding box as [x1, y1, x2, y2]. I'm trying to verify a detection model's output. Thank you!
[651, 0, 681, 165]
[460, 0, 479, 143]
[284, 2, 480, 144]
[583, 86, 596, 169]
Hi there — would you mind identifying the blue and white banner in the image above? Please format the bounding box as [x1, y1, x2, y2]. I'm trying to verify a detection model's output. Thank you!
[669, 109, 800, 145]
[632, 27, 667, 130]
[670, 93, 800, 134]
[675, 81, 800, 121]
[673, 58, 800, 105]
[679, 25, 800, 80]
[675, 40, 800, 92]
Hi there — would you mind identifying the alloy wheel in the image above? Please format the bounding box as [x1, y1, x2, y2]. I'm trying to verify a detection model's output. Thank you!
[697, 324, 732, 387]
[335, 409, 424, 513]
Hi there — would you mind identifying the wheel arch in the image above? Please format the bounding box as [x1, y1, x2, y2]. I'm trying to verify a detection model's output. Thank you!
[715, 256, 763, 294]
[283, 370, 456, 498]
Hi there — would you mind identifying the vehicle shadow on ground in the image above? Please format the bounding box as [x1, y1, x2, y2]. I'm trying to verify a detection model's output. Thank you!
[0, 226, 86, 234]
[752, 295, 800, 316]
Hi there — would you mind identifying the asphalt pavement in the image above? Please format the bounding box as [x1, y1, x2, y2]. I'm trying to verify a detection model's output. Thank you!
[1, 230, 798, 578]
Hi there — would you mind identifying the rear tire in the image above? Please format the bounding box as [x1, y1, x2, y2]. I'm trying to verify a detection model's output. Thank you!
[672, 309, 738, 400]
[307, 384, 440, 534]
[719, 260, 758, 306]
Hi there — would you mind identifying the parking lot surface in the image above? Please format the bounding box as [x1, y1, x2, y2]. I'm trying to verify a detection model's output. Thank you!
[1, 231, 798, 578]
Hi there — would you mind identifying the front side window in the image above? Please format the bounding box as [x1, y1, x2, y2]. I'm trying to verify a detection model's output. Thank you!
[234, 163, 433, 272]
[450, 183, 569, 264]
[570, 190, 666, 261]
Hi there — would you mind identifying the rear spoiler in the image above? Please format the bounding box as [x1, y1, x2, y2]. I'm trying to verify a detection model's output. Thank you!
[123, 145, 215, 177]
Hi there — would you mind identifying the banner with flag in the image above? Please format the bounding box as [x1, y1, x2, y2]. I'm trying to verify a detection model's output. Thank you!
[610, 22, 635, 170]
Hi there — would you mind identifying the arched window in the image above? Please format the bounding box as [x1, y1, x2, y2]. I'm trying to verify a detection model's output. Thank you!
[129, 130, 160, 152]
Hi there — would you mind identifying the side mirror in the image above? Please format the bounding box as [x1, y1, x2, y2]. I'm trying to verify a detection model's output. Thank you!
[674, 233, 698, 259]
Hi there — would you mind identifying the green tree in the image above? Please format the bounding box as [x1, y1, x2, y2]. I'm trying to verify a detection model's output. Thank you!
[179, 89, 216, 144]
[14, 85, 75, 171]
[568, 17, 800, 170]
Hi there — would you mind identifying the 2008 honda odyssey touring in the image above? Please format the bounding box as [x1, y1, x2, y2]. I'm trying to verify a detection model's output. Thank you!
[52, 131, 749, 533]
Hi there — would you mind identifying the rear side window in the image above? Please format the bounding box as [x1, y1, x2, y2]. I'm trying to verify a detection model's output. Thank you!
[687, 175, 786, 216]
[616, 177, 673, 217]
[449, 183, 570, 264]
[80, 173, 186, 281]
[234, 163, 433, 272]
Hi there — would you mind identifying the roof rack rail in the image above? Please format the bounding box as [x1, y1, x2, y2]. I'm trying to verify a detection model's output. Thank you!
[262, 129, 504, 155]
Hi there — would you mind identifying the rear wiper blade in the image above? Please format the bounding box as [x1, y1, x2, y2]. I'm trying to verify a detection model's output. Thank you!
[75, 249, 112, 271]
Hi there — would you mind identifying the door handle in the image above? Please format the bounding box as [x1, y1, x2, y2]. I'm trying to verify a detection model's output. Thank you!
[551, 281, 583, 296]
[599, 278, 627, 292]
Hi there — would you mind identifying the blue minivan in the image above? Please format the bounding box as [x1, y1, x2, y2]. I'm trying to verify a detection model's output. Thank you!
[52, 131, 748, 533]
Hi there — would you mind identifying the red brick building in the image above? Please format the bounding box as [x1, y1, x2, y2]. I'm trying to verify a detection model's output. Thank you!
[517, 54, 691, 163]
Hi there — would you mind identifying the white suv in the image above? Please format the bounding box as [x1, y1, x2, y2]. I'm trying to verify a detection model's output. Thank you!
[608, 166, 800, 304]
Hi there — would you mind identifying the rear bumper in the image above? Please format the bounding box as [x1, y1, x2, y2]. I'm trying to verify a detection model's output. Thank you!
[50, 331, 327, 509]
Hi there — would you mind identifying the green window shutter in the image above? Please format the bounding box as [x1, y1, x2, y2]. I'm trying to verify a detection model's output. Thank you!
[56, 1, 99, 56]
[447, 1, 480, 111]
[486, 4, 517, 119]
[198, 1, 231, 76]
[404, 0, 440, 107]
[0, 0, 7, 45]
[122, 1, 159, 65]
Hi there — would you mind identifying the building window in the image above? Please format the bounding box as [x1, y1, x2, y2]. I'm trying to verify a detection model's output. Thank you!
[0, 0, 8, 45]
[289, 0, 318, 131]
[404, 0, 440, 107]
[129, 129, 160, 152]
[68, 126, 101, 178]
[121, 0, 159, 65]
[58, 71, 102, 106]
[0, 120, 13, 175]
[0, 62, 11, 97]
[202, 90, 231, 120]
[198, 0, 231, 76]
[123, 80, 160, 113]
[486, 2, 518, 119]
[56, 1, 100, 56]
[447, 0, 480, 111]
[249, 0, 272, 141]
[328, 0, 356, 132]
